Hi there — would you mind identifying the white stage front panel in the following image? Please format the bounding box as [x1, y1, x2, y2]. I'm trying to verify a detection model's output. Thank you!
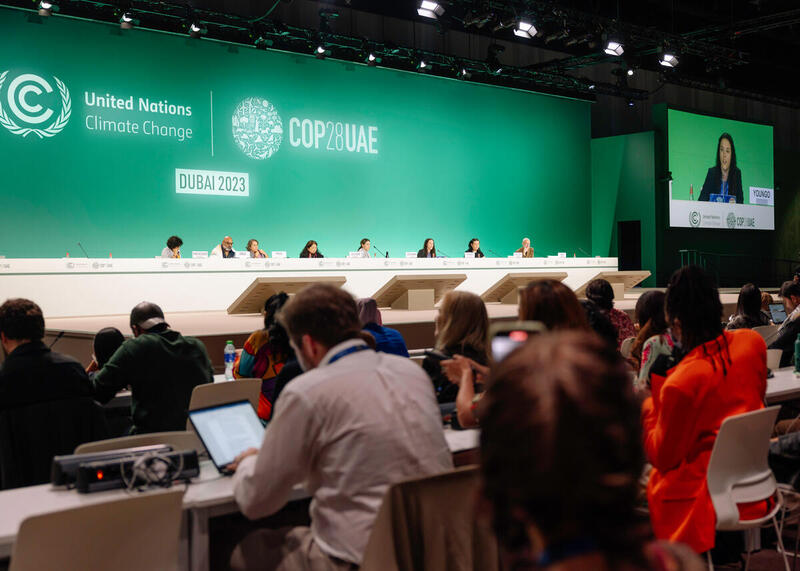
[0, 257, 617, 318]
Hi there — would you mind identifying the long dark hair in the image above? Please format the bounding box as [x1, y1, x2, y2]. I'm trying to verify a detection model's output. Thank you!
[359, 238, 370, 250]
[735, 283, 762, 321]
[519, 280, 589, 331]
[585, 279, 615, 311]
[634, 290, 667, 332]
[715, 132, 737, 173]
[666, 266, 729, 371]
[479, 331, 648, 566]
[300, 240, 318, 257]
[263, 292, 291, 357]
[468, 238, 479, 251]
[422, 238, 436, 257]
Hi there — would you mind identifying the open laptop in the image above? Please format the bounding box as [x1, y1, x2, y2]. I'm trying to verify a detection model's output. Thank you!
[188, 400, 265, 474]
[770, 303, 788, 325]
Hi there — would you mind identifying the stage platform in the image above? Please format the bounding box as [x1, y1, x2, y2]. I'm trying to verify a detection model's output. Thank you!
[36, 291, 741, 372]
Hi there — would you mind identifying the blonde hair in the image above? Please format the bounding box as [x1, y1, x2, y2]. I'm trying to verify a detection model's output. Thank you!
[435, 291, 489, 359]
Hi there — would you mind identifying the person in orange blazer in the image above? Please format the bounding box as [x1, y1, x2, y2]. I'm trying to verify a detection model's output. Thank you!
[641, 266, 767, 554]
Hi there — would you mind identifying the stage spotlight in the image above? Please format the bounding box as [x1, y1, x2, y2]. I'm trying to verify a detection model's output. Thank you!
[459, 67, 471, 79]
[418, 1, 444, 19]
[627, 68, 634, 76]
[120, 12, 136, 30]
[188, 22, 205, 39]
[416, 58, 430, 72]
[627, 99, 635, 107]
[254, 35, 273, 49]
[367, 53, 380, 67]
[38, 1, 56, 16]
[315, 45, 330, 59]
[514, 21, 537, 39]
[659, 51, 679, 68]
[487, 44, 505, 75]
[604, 38, 624, 56]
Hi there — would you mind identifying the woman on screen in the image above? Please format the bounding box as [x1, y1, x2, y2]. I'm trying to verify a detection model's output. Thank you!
[417, 238, 436, 258]
[299, 240, 324, 258]
[465, 238, 485, 258]
[698, 133, 743, 204]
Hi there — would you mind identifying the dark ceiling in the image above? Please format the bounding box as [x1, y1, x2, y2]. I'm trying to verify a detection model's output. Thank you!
[5, 0, 800, 106]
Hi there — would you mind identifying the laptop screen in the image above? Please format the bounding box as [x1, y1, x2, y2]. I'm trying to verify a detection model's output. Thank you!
[189, 401, 264, 470]
[770, 303, 787, 325]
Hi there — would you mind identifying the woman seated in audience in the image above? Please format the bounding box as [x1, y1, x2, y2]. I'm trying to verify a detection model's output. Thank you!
[422, 291, 489, 405]
[85, 327, 125, 375]
[628, 291, 675, 392]
[580, 299, 618, 349]
[727, 283, 770, 330]
[233, 292, 292, 420]
[586, 278, 636, 348]
[356, 298, 409, 357]
[299, 240, 323, 258]
[442, 280, 589, 428]
[246, 239, 268, 258]
[479, 330, 703, 570]
[642, 265, 767, 556]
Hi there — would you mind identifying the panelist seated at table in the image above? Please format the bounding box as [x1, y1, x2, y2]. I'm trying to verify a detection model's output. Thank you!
[465, 238, 484, 258]
[246, 239, 268, 259]
[210, 236, 236, 258]
[299, 240, 324, 258]
[417, 238, 437, 258]
[160, 235, 183, 259]
[515, 237, 534, 258]
[356, 238, 371, 258]
[91, 301, 213, 434]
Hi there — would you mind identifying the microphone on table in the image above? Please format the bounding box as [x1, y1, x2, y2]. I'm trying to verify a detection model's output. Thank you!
[372, 245, 389, 258]
[577, 247, 591, 257]
[77, 242, 90, 258]
[437, 250, 449, 258]
[487, 249, 502, 258]
[49, 331, 65, 349]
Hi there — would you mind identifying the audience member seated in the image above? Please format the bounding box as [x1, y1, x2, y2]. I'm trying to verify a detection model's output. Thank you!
[422, 291, 489, 404]
[727, 283, 770, 330]
[211, 236, 236, 258]
[299, 240, 323, 258]
[85, 326, 125, 377]
[585, 278, 635, 348]
[580, 299, 618, 349]
[228, 284, 452, 569]
[642, 266, 767, 555]
[233, 293, 291, 420]
[628, 291, 675, 392]
[479, 330, 703, 570]
[91, 302, 213, 434]
[355, 298, 409, 358]
[160, 235, 183, 258]
[761, 291, 774, 314]
[518, 279, 589, 330]
[768, 281, 800, 367]
[0, 298, 106, 489]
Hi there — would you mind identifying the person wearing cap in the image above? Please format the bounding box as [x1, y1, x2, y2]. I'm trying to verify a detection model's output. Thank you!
[91, 302, 213, 434]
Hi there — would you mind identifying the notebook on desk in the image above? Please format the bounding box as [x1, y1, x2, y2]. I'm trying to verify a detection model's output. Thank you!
[188, 400, 264, 474]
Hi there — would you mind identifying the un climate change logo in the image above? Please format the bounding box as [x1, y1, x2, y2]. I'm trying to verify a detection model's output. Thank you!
[232, 97, 283, 160]
[0, 71, 71, 138]
[689, 211, 701, 228]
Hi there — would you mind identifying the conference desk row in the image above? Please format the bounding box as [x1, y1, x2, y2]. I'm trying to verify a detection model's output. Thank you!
[0, 256, 619, 318]
[0, 428, 480, 571]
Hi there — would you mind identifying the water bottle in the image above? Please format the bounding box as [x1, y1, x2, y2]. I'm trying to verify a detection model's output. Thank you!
[794, 336, 800, 374]
[224, 340, 236, 381]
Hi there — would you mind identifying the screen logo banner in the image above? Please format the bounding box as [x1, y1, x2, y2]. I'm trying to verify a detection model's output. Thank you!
[749, 187, 774, 206]
[0, 71, 71, 138]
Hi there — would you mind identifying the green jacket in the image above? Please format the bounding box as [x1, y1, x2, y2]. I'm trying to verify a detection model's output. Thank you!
[93, 327, 213, 433]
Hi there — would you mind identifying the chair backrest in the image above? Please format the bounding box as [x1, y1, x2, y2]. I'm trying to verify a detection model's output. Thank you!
[186, 379, 261, 429]
[752, 324, 779, 343]
[361, 467, 500, 571]
[0, 397, 109, 490]
[707, 406, 781, 529]
[75, 430, 205, 455]
[10, 488, 184, 571]
[620, 336, 636, 358]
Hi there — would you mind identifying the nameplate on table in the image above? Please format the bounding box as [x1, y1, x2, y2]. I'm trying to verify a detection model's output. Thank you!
[464, 252, 475, 258]
[512, 252, 523, 258]
[405, 252, 417, 258]
[558, 252, 567, 258]
[271, 251, 287, 258]
[234, 251, 249, 259]
[192, 251, 209, 259]
[347, 252, 364, 258]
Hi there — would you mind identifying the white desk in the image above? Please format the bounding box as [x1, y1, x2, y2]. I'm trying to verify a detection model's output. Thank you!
[0, 428, 479, 570]
[767, 367, 800, 405]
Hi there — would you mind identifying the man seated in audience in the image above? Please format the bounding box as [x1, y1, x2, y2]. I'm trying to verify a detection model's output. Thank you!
[210, 236, 236, 258]
[91, 302, 213, 434]
[769, 281, 800, 367]
[229, 284, 453, 570]
[0, 298, 92, 409]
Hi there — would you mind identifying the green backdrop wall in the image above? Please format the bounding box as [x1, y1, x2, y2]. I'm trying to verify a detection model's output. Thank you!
[591, 132, 656, 286]
[0, 8, 592, 259]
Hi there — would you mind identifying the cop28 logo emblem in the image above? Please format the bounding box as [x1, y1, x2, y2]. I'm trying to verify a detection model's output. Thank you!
[0, 71, 71, 138]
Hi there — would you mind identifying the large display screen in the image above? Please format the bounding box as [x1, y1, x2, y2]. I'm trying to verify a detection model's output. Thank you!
[0, 7, 592, 259]
[668, 109, 774, 230]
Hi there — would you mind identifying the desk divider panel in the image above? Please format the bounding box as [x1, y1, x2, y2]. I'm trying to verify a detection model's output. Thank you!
[372, 274, 467, 311]
[227, 276, 347, 314]
[480, 272, 569, 305]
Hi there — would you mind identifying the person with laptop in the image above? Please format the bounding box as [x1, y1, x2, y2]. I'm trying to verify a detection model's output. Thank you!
[228, 283, 453, 569]
[769, 281, 800, 367]
[91, 302, 213, 434]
